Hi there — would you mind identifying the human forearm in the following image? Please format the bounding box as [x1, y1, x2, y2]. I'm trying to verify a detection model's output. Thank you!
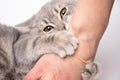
[70, 0, 114, 62]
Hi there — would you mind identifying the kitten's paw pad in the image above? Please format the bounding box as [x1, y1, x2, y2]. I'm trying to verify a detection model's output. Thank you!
[55, 31, 78, 57]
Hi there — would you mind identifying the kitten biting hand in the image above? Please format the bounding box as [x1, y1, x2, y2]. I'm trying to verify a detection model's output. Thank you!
[0, 0, 99, 80]
[15, 0, 99, 80]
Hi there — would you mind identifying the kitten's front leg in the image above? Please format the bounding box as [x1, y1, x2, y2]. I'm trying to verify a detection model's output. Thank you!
[34, 30, 78, 58]
[52, 30, 78, 57]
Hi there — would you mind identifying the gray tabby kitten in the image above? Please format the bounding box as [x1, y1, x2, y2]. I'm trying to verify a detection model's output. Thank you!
[16, 0, 99, 80]
[0, 22, 78, 80]
[0, 0, 78, 79]
[0, 0, 99, 80]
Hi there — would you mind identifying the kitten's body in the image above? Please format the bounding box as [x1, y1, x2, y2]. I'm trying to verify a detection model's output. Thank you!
[0, 0, 99, 80]
[0, 24, 20, 80]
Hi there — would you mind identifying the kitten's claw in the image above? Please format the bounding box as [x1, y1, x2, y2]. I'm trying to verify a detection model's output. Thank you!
[54, 31, 78, 58]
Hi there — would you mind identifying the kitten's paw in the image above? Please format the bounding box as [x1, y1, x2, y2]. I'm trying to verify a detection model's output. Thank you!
[54, 31, 78, 58]
[81, 62, 99, 80]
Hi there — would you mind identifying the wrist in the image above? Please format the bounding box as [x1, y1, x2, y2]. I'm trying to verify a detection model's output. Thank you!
[73, 37, 98, 63]
[65, 55, 86, 73]
[70, 22, 100, 63]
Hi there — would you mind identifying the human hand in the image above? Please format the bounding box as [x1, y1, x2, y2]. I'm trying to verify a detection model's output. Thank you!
[23, 54, 86, 80]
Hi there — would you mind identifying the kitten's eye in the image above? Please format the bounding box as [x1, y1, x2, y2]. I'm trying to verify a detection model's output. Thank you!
[43, 25, 54, 32]
[60, 7, 67, 19]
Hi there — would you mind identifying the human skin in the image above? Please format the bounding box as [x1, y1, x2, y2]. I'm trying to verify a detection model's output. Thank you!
[23, 54, 85, 80]
[70, 0, 114, 62]
[24, 0, 114, 80]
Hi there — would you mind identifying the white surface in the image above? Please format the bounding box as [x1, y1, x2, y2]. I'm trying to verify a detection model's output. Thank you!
[0, 0, 120, 80]
[0, 0, 50, 26]
[96, 0, 120, 80]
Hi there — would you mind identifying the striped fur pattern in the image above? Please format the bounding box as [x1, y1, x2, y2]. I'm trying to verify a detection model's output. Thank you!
[0, 24, 20, 80]
[0, 0, 99, 79]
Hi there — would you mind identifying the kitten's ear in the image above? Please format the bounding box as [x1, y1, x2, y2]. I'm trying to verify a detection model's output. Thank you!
[15, 15, 35, 27]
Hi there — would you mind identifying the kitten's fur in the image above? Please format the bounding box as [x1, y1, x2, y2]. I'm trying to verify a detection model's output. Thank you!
[0, 0, 99, 80]
[0, 24, 20, 80]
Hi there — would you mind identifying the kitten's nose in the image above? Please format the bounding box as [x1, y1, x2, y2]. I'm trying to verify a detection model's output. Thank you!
[58, 23, 66, 30]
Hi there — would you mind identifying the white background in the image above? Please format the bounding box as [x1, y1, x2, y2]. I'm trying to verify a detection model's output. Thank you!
[0, 0, 120, 80]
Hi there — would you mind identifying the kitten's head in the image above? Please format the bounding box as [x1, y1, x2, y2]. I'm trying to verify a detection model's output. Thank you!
[16, 0, 76, 33]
